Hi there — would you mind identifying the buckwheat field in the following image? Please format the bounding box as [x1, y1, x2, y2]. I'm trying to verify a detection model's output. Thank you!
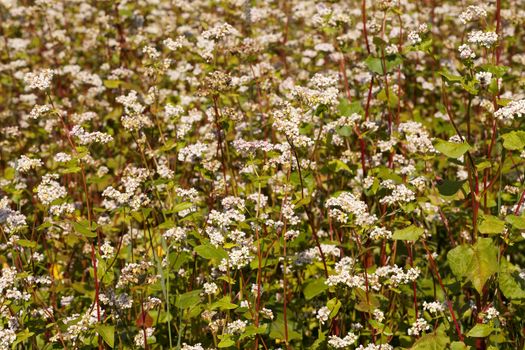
[1, 0, 525, 349]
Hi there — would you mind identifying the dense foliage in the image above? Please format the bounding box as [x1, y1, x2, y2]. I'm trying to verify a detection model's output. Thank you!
[1, 0, 525, 349]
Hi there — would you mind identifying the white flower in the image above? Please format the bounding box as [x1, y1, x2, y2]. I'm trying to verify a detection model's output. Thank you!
[49, 203, 75, 216]
[178, 142, 209, 162]
[261, 307, 274, 319]
[163, 36, 188, 50]
[54, 152, 72, 163]
[369, 227, 392, 240]
[317, 306, 331, 324]
[157, 157, 174, 179]
[326, 192, 377, 226]
[203, 282, 219, 295]
[385, 44, 398, 55]
[181, 344, 205, 350]
[328, 331, 358, 348]
[356, 344, 393, 350]
[0, 328, 16, 350]
[142, 45, 160, 60]
[373, 309, 385, 322]
[458, 44, 476, 60]
[1, 208, 27, 234]
[459, 6, 487, 24]
[24, 69, 54, 90]
[468, 31, 498, 48]
[163, 227, 187, 243]
[36, 174, 67, 205]
[475, 71, 492, 87]
[70, 125, 113, 145]
[134, 328, 154, 347]
[60, 295, 74, 307]
[408, 31, 422, 45]
[398, 122, 435, 154]
[407, 318, 430, 336]
[484, 307, 499, 322]
[226, 319, 247, 334]
[494, 99, 525, 121]
[117, 261, 153, 288]
[201, 22, 239, 41]
[423, 301, 445, 314]
[15, 155, 42, 173]
[29, 104, 51, 119]
[379, 184, 415, 205]
[100, 241, 114, 259]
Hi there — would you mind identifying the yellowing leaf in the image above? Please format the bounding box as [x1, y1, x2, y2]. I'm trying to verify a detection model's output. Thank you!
[49, 264, 63, 280]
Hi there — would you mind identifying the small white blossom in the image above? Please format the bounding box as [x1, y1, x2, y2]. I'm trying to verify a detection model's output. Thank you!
[24, 69, 54, 90]
[407, 318, 430, 336]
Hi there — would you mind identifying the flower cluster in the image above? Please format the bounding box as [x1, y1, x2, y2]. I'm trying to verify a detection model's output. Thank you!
[1, 0, 525, 348]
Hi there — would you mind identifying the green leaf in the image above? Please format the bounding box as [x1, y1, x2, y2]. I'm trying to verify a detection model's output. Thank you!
[450, 341, 471, 350]
[434, 139, 471, 159]
[338, 99, 363, 116]
[479, 64, 510, 78]
[506, 214, 525, 229]
[373, 36, 388, 48]
[211, 296, 238, 310]
[13, 328, 35, 346]
[417, 38, 434, 54]
[326, 297, 342, 318]
[354, 289, 380, 312]
[447, 245, 473, 278]
[411, 328, 449, 349]
[365, 56, 384, 75]
[468, 237, 499, 294]
[447, 238, 498, 294]
[501, 131, 525, 151]
[294, 197, 311, 209]
[329, 159, 351, 173]
[499, 260, 525, 299]
[365, 55, 402, 75]
[4, 167, 15, 180]
[439, 70, 463, 83]
[314, 104, 329, 116]
[499, 271, 525, 299]
[167, 202, 194, 214]
[239, 325, 267, 340]
[377, 88, 398, 107]
[17, 239, 37, 248]
[478, 215, 506, 235]
[218, 337, 235, 348]
[96, 325, 115, 348]
[461, 79, 479, 95]
[175, 289, 202, 309]
[103, 80, 123, 88]
[466, 323, 494, 338]
[392, 225, 424, 241]
[336, 125, 353, 137]
[194, 244, 228, 261]
[269, 315, 302, 341]
[60, 166, 81, 174]
[437, 180, 465, 197]
[37, 221, 53, 231]
[159, 140, 177, 152]
[368, 320, 393, 336]
[476, 161, 493, 172]
[310, 330, 326, 350]
[73, 220, 97, 238]
[304, 278, 328, 300]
